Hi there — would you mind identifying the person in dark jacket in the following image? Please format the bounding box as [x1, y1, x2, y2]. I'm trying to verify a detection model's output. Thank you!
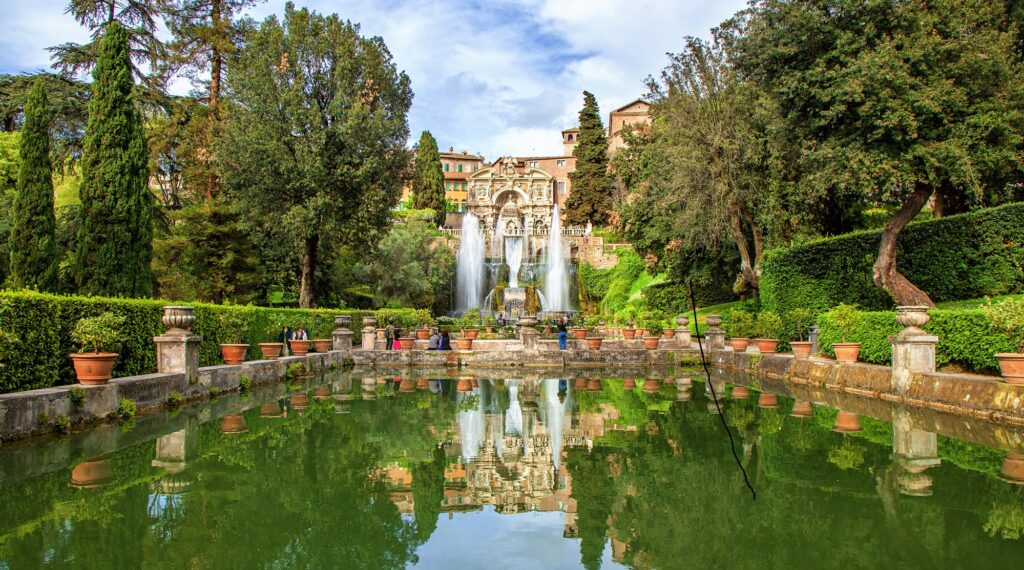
[439, 331, 452, 350]
[557, 316, 568, 350]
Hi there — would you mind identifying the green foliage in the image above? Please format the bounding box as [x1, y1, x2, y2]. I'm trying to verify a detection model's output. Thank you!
[239, 375, 251, 393]
[564, 91, 613, 226]
[54, 413, 71, 434]
[167, 390, 183, 408]
[0, 132, 18, 285]
[71, 312, 125, 353]
[755, 310, 784, 340]
[360, 220, 454, 313]
[69, 386, 86, 408]
[76, 22, 153, 298]
[636, 310, 665, 335]
[375, 308, 432, 329]
[576, 262, 613, 311]
[8, 81, 58, 291]
[760, 204, 1024, 315]
[641, 282, 691, 317]
[723, 309, 755, 339]
[825, 304, 861, 344]
[208, 386, 221, 398]
[115, 397, 137, 422]
[787, 308, 814, 342]
[983, 297, 1024, 352]
[412, 131, 446, 226]
[816, 308, 1016, 374]
[0, 290, 376, 393]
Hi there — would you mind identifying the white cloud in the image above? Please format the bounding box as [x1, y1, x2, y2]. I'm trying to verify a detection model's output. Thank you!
[1, 0, 748, 158]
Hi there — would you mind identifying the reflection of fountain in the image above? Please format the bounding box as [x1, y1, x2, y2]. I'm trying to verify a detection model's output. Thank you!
[456, 212, 485, 311]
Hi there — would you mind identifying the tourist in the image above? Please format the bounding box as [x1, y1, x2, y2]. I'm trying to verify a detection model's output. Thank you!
[557, 316, 568, 350]
[293, 325, 308, 340]
[385, 320, 394, 350]
[278, 324, 292, 356]
[439, 330, 452, 350]
[428, 330, 440, 350]
[497, 313, 506, 327]
[393, 326, 403, 349]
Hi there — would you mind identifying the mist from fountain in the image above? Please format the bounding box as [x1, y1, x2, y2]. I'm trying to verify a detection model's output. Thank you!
[455, 212, 485, 311]
[543, 204, 570, 311]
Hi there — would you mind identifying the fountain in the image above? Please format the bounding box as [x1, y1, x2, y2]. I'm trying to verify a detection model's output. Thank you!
[455, 212, 485, 312]
[543, 204, 570, 312]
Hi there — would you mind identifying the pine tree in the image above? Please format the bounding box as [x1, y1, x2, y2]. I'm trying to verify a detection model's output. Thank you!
[8, 81, 59, 291]
[564, 91, 613, 226]
[76, 21, 153, 297]
[412, 130, 446, 226]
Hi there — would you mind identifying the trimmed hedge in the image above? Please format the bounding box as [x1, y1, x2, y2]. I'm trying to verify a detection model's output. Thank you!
[642, 282, 690, 316]
[816, 309, 1016, 375]
[0, 290, 427, 393]
[761, 203, 1024, 315]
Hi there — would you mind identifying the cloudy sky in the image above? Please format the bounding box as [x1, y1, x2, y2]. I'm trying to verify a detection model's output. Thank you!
[1, 0, 746, 159]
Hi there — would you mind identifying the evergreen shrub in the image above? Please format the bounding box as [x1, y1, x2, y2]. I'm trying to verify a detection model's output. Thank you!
[760, 203, 1024, 315]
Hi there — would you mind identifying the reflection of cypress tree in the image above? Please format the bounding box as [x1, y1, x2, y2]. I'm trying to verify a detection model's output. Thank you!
[411, 445, 445, 540]
[567, 446, 616, 570]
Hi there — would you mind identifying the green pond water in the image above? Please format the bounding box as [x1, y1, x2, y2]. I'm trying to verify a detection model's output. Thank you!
[1, 369, 1023, 569]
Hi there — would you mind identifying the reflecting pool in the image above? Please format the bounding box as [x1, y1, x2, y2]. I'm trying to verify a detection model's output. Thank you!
[1, 369, 1023, 568]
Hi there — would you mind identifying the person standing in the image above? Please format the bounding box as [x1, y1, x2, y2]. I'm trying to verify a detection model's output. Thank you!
[385, 320, 395, 351]
[557, 316, 568, 351]
[393, 326, 403, 350]
[428, 330, 440, 350]
[279, 324, 292, 356]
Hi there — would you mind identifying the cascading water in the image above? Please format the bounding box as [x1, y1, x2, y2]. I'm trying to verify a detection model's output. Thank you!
[505, 236, 523, 288]
[543, 204, 570, 311]
[456, 213, 485, 311]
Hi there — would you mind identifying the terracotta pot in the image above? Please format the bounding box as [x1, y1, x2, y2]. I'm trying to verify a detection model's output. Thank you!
[622, 328, 637, 340]
[790, 341, 812, 359]
[416, 378, 429, 390]
[259, 342, 283, 359]
[314, 385, 331, 399]
[454, 338, 473, 350]
[790, 400, 814, 418]
[471, 379, 479, 388]
[485, 326, 494, 333]
[464, 329, 480, 340]
[1001, 453, 1024, 484]
[544, 326, 552, 334]
[220, 414, 248, 434]
[731, 386, 749, 400]
[662, 328, 675, 339]
[643, 379, 660, 393]
[637, 329, 649, 338]
[376, 328, 386, 339]
[643, 337, 660, 350]
[219, 343, 249, 365]
[290, 392, 310, 410]
[995, 353, 1024, 384]
[399, 378, 415, 392]
[729, 338, 750, 352]
[624, 379, 636, 389]
[574, 378, 587, 389]
[587, 379, 603, 392]
[69, 352, 118, 385]
[457, 378, 473, 392]
[399, 337, 416, 350]
[69, 459, 115, 488]
[417, 328, 431, 340]
[312, 339, 332, 353]
[833, 410, 861, 432]
[833, 342, 861, 363]
[572, 328, 588, 339]
[586, 337, 603, 350]
[446, 352, 459, 364]
[757, 392, 779, 408]
[260, 403, 284, 418]
[757, 339, 779, 354]
[289, 339, 311, 356]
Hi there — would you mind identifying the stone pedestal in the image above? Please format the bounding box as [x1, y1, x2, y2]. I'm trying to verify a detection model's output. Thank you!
[890, 306, 937, 394]
[154, 332, 201, 379]
[361, 317, 377, 351]
[333, 330, 353, 351]
[518, 314, 539, 352]
[674, 316, 692, 347]
[705, 315, 725, 350]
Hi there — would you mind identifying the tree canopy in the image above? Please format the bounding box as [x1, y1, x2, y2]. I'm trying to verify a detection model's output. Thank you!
[411, 130, 445, 226]
[565, 91, 614, 226]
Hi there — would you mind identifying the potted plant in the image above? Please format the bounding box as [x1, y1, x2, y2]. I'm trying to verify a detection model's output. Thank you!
[218, 311, 250, 365]
[69, 312, 124, 385]
[259, 317, 285, 359]
[788, 308, 814, 358]
[571, 315, 590, 340]
[621, 308, 637, 339]
[827, 304, 862, 363]
[399, 335, 416, 350]
[984, 297, 1024, 384]
[417, 320, 433, 340]
[289, 322, 312, 356]
[725, 309, 755, 352]
[755, 311, 784, 354]
[458, 310, 480, 340]
[483, 315, 497, 334]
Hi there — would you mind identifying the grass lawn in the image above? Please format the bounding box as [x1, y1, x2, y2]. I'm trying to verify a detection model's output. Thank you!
[936, 294, 1024, 310]
[53, 173, 80, 208]
[691, 300, 743, 325]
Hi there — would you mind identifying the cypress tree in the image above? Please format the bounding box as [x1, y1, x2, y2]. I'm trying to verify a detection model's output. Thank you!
[564, 91, 614, 226]
[76, 21, 153, 297]
[8, 81, 58, 291]
[412, 130, 446, 226]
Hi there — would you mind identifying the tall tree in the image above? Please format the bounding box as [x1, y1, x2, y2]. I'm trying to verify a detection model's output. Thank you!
[8, 82, 59, 291]
[219, 3, 412, 308]
[411, 130, 445, 226]
[76, 21, 154, 297]
[726, 0, 1024, 306]
[0, 73, 91, 175]
[564, 91, 614, 226]
[164, 0, 262, 199]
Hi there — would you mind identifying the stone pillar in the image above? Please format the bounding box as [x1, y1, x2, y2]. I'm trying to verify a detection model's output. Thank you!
[519, 314, 539, 351]
[361, 316, 377, 351]
[674, 315, 692, 347]
[154, 306, 201, 380]
[809, 325, 820, 354]
[332, 315, 353, 351]
[890, 306, 937, 394]
[705, 314, 725, 350]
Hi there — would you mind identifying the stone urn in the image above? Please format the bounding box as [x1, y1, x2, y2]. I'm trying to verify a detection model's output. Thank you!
[675, 315, 689, 327]
[362, 316, 377, 328]
[622, 328, 637, 340]
[162, 306, 196, 333]
[757, 392, 779, 409]
[757, 339, 780, 354]
[220, 414, 248, 434]
[312, 339, 332, 353]
[895, 305, 931, 337]
[706, 315, 723, 329]
[643, 337, 660, 350]
[334, 315, 351, 329]
[731, 386, 749, 400]
[220, 344, 249, 365]
[69, 458, 115, 488]
[586, 337, 603, 350]
[790, 400, 814, 418]
[730, 338, 750, 352]
[833, 411, 861, 432]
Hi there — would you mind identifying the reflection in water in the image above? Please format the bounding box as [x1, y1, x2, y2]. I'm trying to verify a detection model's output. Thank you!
[2, 372, 1024, 569]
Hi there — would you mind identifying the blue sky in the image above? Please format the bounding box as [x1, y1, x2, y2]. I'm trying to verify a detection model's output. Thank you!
[0, 0, 747, 159]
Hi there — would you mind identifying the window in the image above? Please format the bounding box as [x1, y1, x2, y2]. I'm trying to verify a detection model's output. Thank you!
[444, 163, 449, 172]
[556, 159, 566, 167]
[457, 164, 463, 173]
[557, 181, 566, 195]
[568, 134, 574, 142]
[462, 183, 467, 190]
[528, 160, 538, 168]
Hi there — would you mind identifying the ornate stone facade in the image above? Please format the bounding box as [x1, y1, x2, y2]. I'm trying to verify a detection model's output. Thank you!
[466, 156, 556, 244]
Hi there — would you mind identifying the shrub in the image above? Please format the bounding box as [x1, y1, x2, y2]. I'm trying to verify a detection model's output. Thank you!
[826, 304, 861, 343]
[71, 312, 124, 353]
[115, 397, 137, 421]
[208, 386, 221, 398]
[376, 308, 432, 329]
[788, 308, 815, 342]
[54, 413, 71, 434]
[983, 297, 1024, 352]
[239, 375, 251, 392]
[760, 203, 1024, 315]
[69, 386, 86, 408]
[167, 390, 183, 408]
[756, 311, 785, 340]
[724, 309, 755, 339]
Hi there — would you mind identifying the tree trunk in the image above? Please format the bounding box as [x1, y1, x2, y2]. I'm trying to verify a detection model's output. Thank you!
[298, 234, 319, 308]
[932, 180, 967, 218]
[872, 181, 935, 307]
[727, 199, 759, 293]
